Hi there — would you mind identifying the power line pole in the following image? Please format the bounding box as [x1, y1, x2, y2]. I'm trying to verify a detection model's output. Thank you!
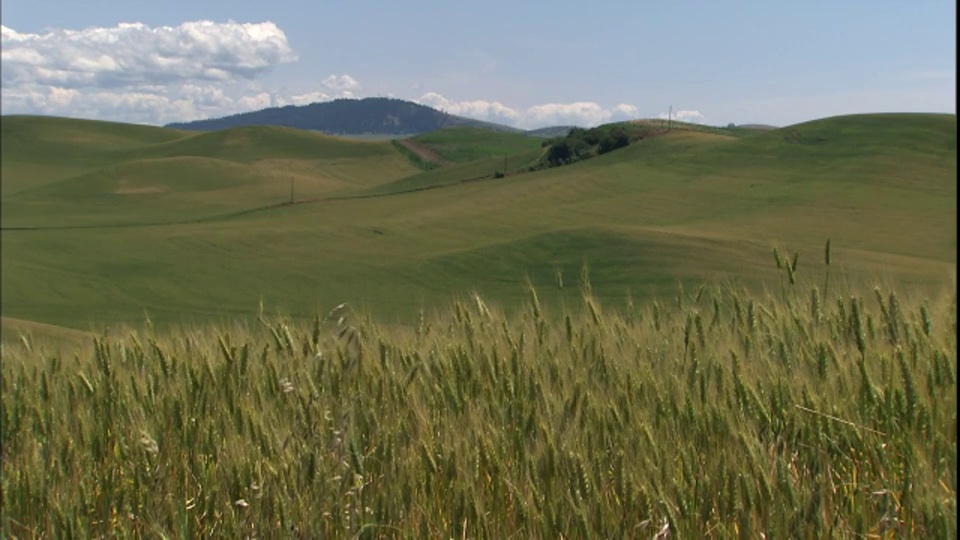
[668, 105, 673, 132]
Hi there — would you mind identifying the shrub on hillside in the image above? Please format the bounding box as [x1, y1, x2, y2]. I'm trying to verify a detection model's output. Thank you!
[598, 127, 630, 154]
[542, 123, 641, 167]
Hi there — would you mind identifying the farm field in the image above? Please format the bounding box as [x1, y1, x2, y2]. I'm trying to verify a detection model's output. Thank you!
[3, 277, 956, 537]
[1, 112, 956, 537]
[1, 113, 955, 336]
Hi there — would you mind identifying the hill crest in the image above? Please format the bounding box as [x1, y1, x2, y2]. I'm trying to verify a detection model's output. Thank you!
[164, 97, 523, 136]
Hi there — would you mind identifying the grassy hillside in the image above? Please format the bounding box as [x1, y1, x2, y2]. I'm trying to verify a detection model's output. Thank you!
[366, 149, 544, 195]
[525, 125, 577, 138]
[1, 117, 421, 227]
[2, 112, 956, 537]
[0, 113, 955, 331]
[1, 116, 191, 197]
[628, 118, 770, 138]
[409, 128, 543, 164]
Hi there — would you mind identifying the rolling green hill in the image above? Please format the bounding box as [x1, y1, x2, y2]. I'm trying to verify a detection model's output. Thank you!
[1, 116, 191, 197]
[1, 116, 422, 227]
[409, 127, 544, 163]
[525, 125, 577, 138]
[3, 111, 955, 540]
[367, 149, 545, 195]
[1, 112, 955, 334]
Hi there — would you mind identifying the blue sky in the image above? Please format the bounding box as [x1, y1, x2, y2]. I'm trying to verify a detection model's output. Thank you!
[1, 0, 955, 128]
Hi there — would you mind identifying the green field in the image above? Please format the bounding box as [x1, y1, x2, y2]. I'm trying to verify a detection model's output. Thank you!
[1, 112, 956, 537]
[1, 113, 955, 336]
[3, 278, 956, 537]
[410, 127, 545, 163]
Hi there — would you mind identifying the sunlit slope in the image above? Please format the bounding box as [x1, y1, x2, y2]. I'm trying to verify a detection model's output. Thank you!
[1, 117, 420, 226]
[367, 149, 544, 195]
[1, 116, 190, 196]
[409, 127, 544, 163]
[615, 113, 957, 260]
[126, 125, 401, 163]
[1, 116, 189, 159]
[361, 114, 954, 266]
[1, 113, 954, 329]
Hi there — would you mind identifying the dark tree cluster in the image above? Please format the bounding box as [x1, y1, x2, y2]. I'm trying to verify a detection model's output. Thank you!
[540, 124, 638, 167]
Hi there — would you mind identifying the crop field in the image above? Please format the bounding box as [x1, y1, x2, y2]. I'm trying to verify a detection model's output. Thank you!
[1, 113, 954, 333]
[3, 274, 956, 537]
[0, 112, 956, 537]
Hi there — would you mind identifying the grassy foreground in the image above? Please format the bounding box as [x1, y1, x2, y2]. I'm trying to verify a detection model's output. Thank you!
[2, 276, 956, 538]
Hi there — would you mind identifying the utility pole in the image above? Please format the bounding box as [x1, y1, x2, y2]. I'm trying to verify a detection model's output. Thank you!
[668, 105, 673, 132]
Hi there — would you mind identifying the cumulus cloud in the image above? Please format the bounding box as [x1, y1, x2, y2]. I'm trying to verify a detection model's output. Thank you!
[285, 91, 331, 106]
[414, 93, 642, 129]
[657, 109, 708, 124]
[416, 92, 520, 125]
[523, 101, 641, 128]
[321, 74, 360, 93]
[267, 75, 363, 107]
[0, 20, 305, 124]
[1, 21, 296, 89]
[2, 85, 193, 124]
[0, 78, 370, 125]
[0, 19, 657, 130]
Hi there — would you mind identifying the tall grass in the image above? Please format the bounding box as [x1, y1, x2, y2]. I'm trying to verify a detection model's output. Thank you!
[2, 275, 955, 538]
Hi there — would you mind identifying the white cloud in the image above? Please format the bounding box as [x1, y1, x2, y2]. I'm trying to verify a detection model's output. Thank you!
[237, 92, 273, 111]
[523, 101, 642, 128]
[414, 93, 642, 129]
[285, 91, 332, 106]
[414, 92, 457, 111]
[259, 75, 361, 108]
[322, 74, 360, 92]
[0, 21, 655, 130]
[0, 79, 364, 125]
[6, 85, 197, 124]
[1, 21, 297, 90]
[416, 92, 520, 125]
[524, 102, 606, 127]
[2, 85, 199, 125]
[657, 109, 708, 124]
[0, 21, 378, 124]
[611, 104, 640, 118]
[0, 20, 299, 124]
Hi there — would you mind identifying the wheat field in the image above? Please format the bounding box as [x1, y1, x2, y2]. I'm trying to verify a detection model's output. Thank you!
[3, 260, 955, 538]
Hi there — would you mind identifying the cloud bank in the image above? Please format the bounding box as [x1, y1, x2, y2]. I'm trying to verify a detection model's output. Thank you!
[1, 20, 306, 124]
[1, 21, 674, 129]
[2, 21, 296, 89]
[416, 92, 642, 128]
[657, 109, 708, 124]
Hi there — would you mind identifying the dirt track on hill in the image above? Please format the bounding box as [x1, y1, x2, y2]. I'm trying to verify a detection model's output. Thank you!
[395, 138, 450, 165]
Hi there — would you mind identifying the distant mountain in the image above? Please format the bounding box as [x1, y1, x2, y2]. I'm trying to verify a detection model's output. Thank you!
[165, 97, 522, 135]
